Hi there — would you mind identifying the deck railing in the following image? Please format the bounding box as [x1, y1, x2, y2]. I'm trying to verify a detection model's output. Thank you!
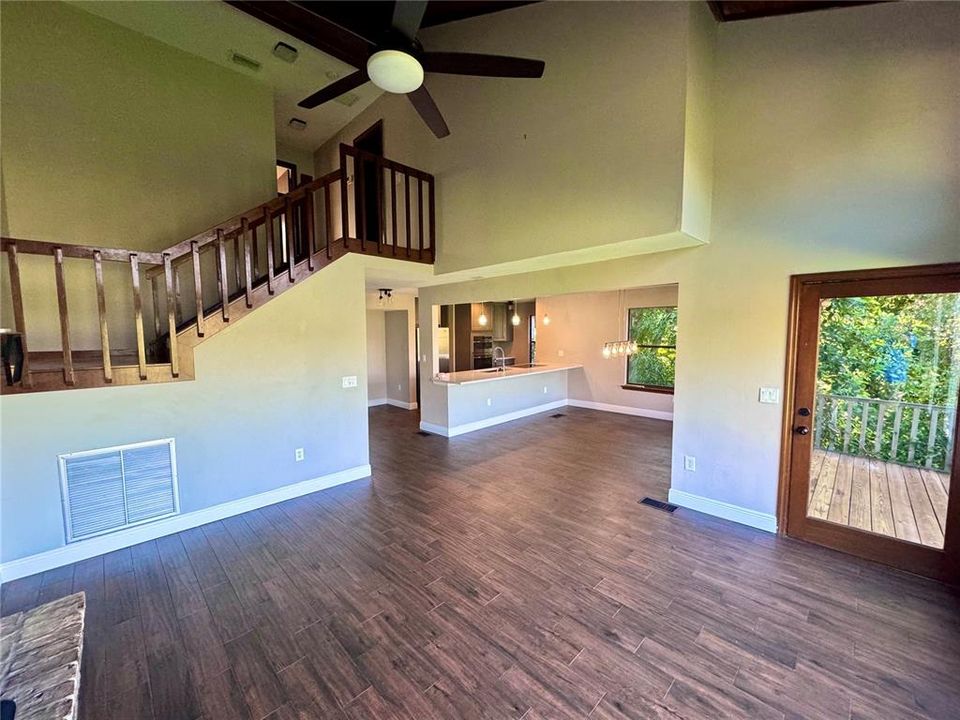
[814, 393, 957, 472]
[1, 144, 435, 392]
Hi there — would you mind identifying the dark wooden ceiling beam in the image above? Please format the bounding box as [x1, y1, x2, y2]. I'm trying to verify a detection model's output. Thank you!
[708, 1, 885, 23]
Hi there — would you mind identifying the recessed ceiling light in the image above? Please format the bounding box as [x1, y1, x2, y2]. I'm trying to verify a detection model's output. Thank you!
[289, 118, 307, 131]
[272, 42, 298, 63]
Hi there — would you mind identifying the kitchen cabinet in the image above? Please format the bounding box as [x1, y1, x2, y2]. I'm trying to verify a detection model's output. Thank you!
[471, 303, 489, 332]
[492, 303, 513, 342]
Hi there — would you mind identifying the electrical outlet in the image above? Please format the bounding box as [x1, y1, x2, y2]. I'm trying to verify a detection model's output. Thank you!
[759, 387, 780, 404]
[684, 455, 696, 472]
[543, 386, 548, 394]
[486, 398, 492, 407]
[558, 349, 565, 357]
[398, 384, 402, 391]
[342, 376, 358, 388]
[294, 448, 305, 462]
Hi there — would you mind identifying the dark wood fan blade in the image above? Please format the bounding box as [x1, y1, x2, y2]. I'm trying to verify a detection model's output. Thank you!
[392, 0, 428, 40]
[420, 52, 545, 78]
[407, 85, 450, 138]
[227, 1, 374, 68]
[299, 70, 369, 109]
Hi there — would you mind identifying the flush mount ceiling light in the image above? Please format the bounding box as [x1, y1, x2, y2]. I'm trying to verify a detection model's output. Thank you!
[366, 50, 424, 94]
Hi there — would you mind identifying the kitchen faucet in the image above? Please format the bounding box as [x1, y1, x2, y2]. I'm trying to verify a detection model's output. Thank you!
[493, 346, 506, 372]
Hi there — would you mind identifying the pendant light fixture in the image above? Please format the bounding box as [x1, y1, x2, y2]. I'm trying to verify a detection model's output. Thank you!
[478, 302, 488, 327]
[511, 301, 521, 326]
[601, 290, 637, 359]
[542, 313, 551, 326]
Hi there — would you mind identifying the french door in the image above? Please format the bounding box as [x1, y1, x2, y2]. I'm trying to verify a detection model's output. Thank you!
[781, 264, 960, 581]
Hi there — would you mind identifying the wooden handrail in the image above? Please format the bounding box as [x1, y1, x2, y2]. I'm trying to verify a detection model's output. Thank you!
[0, 146, 434, 394]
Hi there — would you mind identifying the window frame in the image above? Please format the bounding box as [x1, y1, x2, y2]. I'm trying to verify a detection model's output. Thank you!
[622, 305, 677, 395]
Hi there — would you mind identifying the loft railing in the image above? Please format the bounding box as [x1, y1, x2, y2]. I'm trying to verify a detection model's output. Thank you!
[1, 145, 435, 392]
[814, 393, 957, 472]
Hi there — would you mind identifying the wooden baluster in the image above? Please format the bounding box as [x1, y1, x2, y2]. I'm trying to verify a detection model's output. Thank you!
[813, 394, 824, 447]
[340, 145, 350, 245]
[232, 233, 242, 293]
[324, 181, 333, 259]
[891, 403, 903, 459]
[874, 401, 888, 454]
[907, 406, 921, 464]
[251, 224, 260, 281]
[305, 191, 316, 271]
[130, 253, 147, 380]
[391, 168, 398, 256]
[242, 218, 254, 308]
[191, 241, 204, 337]
[173, 264, 183, 326]
[265, 208, 276, 295]
[404, 173, 411, 258]
[151, 275, 162, 340]
[163, 253, 179, 378]
[5, 243, 32, 387]
[92, 250, 112, 383]
[417, 177, 424, 256]
[377, 162, 385, 254]
[356, 154, 366, 249]
[216, 229, 230, 320]
[428, 176, 436, 262]
[285, 197, 295, 281]
[925, 407, 940, 468]
[858, 401, 870, 454]
[53, 247, 75, 385]
[841, 400, 853, 454]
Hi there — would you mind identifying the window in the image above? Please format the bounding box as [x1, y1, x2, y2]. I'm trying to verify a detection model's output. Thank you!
[624, 306, 677, 393]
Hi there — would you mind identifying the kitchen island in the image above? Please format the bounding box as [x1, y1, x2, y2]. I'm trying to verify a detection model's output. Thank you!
[421, 363, 583, 436]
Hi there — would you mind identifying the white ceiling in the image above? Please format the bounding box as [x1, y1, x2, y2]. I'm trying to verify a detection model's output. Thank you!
[70, 0, 384, 154]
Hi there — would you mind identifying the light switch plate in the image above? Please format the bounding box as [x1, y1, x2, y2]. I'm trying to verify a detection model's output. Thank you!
[759, 387, 780, 404]
[342, 376, 358, 388]
[684, 455, 696, 472]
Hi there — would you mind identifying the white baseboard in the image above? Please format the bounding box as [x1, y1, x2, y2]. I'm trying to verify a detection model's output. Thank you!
[386, 399, 418, 410]
[0, 464, 372, 583]
[420, 400, 566, 437]
[368, 398, 387, 407]
[566, 399, 673, 422]
[668, 489, 777, 533]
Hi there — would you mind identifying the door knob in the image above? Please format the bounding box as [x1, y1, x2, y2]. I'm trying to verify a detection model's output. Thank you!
[795, 426, 810, 435]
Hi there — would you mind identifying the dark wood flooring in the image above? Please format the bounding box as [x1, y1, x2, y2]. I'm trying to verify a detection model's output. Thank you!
[2, 406, 959, 719]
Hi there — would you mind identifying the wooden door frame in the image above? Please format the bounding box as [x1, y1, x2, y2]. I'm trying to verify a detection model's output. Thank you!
[777, 262, 960, 582]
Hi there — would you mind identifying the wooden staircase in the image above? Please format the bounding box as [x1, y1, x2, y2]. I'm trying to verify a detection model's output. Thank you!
[1, 144, 435, 394]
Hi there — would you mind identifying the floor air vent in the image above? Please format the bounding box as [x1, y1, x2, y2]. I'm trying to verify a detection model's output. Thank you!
[551, 413, 565, 418]
[59, 439, 180, 542]
[417, 430, 431, 436]
[639, 497, 678, 513]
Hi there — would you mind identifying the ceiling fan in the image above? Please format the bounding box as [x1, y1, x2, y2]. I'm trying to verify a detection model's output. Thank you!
[229, 0, 546, 138]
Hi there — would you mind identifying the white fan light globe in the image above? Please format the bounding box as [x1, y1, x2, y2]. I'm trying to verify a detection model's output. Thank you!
[367, 50, 424, 94]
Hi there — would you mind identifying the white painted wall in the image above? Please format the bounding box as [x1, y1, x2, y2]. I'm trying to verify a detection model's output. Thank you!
[0, 256, 371, 566]
[365, 292, 418, 408]
[317, 2, 715, 273]
[537, 287, 678, 419]
[0, 1, 276, 352]
[418, 2, 960, 526]
[366, 310, 387, 403]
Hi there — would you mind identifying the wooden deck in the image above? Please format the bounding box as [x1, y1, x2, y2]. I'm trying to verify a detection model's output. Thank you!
[807, 449, 951, 549]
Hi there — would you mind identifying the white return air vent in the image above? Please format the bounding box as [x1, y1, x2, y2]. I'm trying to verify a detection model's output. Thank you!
[58, 439, 180, 543]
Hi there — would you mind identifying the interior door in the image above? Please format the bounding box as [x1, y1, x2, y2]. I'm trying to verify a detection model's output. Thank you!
[782, 264, 960, 580]
[353, 120, 383, 245]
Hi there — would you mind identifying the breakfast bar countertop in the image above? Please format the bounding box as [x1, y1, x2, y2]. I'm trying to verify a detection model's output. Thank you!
[432, 363, 582, 386]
